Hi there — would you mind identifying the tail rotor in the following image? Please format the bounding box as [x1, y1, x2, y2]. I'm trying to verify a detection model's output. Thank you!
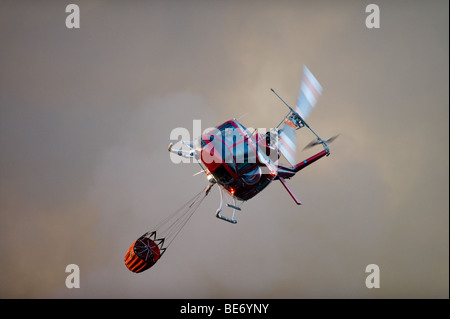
[303, 134, 340, 151]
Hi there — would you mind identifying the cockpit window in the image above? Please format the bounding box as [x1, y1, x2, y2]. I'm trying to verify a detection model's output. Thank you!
[223, 126, 244, 146]
[234, 140, 257, 172]
[204, 121, 260, 173]
[210, 122, 244, 147]
[208, 134, 236, 172]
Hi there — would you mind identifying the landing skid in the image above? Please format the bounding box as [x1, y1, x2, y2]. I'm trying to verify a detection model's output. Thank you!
[215, 185, 243, 224]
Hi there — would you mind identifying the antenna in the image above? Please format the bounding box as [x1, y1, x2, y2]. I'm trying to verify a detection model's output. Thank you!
[237, 112, 249, 121]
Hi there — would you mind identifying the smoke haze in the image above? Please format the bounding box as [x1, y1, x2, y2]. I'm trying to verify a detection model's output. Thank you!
[0, 0, 448, 298]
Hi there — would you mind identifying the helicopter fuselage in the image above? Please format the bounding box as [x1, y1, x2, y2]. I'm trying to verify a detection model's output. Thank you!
[199, 119, 277, 201]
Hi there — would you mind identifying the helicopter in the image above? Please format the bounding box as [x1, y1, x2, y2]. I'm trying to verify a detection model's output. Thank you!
[124, 65, 338, 273]
[168, 65, 338, 224]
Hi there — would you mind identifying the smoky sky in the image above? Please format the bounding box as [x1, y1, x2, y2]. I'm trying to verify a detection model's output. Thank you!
[0, 1, 448, 298]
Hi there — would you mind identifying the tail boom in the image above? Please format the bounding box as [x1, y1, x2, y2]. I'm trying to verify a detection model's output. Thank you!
[276, 149, 329, 179]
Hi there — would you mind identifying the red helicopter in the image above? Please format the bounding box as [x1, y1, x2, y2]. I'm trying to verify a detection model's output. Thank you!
[124, 65, 337, 273]
[168, 65, 338, 224]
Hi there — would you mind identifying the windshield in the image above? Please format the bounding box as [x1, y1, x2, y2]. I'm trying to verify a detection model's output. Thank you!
[205, 120, 274, 174]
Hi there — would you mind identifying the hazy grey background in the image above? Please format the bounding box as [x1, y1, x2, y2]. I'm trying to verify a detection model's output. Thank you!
[0, 0, 448, 298]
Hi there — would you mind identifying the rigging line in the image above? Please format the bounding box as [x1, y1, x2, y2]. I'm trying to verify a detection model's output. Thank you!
[165, 192, 208, 247]
[152, 187, 206, 231]
[162, 185, 209, 242]
[163, 188, 205, 234]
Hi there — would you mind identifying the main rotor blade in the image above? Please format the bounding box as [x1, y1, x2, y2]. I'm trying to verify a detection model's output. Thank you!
[296, 65, 323, 119]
